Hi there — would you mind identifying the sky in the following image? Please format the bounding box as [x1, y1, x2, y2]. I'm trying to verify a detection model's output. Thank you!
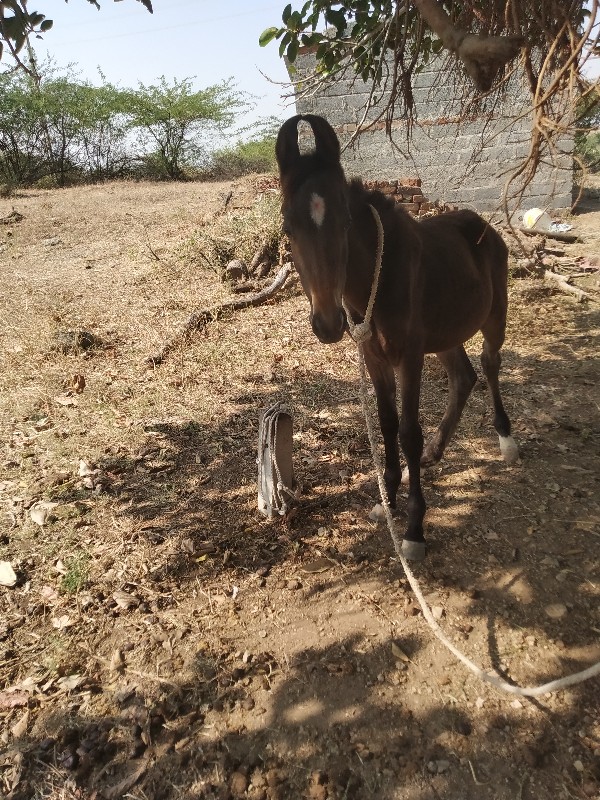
[33, 0, 295, 135]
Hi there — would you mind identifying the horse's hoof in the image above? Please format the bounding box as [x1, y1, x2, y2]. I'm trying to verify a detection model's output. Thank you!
[401, 539, 427, 561]
[498, 435, 519, 465]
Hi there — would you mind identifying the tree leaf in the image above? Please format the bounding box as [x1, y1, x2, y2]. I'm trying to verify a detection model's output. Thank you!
[259, 26, 279, 47]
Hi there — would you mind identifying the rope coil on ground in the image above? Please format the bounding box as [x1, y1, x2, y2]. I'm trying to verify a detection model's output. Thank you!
[347, 204, 600, 697]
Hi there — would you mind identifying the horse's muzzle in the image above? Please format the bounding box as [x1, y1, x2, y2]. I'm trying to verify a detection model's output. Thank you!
[310, 308, 346, 344]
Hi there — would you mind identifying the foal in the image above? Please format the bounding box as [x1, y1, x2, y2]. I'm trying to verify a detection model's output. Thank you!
[276, 114, 518, 560]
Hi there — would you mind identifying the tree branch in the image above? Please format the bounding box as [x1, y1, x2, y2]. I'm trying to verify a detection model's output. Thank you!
[145, 262, 294, 366]
[412, 0, 523, 91]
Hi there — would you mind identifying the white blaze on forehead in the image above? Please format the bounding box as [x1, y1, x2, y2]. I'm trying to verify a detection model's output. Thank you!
[310, 192, 326, 227]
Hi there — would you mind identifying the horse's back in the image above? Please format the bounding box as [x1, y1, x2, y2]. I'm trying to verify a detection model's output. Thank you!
[420, 210, 508, 271]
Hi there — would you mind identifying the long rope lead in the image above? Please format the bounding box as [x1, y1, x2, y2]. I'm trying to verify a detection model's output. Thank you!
[346, 204, 600, 697]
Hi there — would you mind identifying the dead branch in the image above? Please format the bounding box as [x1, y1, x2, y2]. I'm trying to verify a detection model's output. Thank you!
[145, 262, 294, 366]
[543, 270, 596, 303]
[519, 226, 579, 243]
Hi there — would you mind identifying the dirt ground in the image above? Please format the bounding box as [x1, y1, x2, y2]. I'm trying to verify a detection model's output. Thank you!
[0, 176, 599, 800]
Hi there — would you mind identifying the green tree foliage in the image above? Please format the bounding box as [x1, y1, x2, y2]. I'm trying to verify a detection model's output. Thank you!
[0, 62, 132, 186]
[0, 61, 257, 186]
[125, 77, 248, 180]
[0, 69, 46, 185]
[209, 118, 280, 177]
[262, 1, 599, 193]
[576, 81, 600, 172]
[261, 1, 595, 99]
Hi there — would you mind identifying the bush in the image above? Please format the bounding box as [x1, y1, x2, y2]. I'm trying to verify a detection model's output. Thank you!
[209, 135, 277, 178]
[576, 131, 600, 172]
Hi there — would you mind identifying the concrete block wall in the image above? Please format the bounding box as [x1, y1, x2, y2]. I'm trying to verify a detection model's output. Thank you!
[291, 50, 573, 213]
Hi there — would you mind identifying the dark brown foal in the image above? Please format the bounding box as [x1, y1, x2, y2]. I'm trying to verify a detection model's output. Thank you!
[276, 114, 518, 560]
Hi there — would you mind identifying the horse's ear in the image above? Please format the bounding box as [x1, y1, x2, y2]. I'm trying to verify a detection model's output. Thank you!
[304, 114, 341, 165]
[276, 114, 341, 177]
[276, 115, 302, 177]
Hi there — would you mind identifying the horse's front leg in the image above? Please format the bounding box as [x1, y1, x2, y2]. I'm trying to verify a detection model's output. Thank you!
[395, 353, 427, 561]
[362, 341, 401, 508]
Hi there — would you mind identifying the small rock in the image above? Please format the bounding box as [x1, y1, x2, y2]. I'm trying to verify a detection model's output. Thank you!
[574, 760, 584, 772]
[431, 606, 444, 620]
[369, 503, 385, 521]
[0, 561, 17, 587]
[230, 770, 248, 797]
[545, 602, 567, 619]
[224, 259, 248, 282]
[436, 760, 450, 774]
[287, 578, 302, 590]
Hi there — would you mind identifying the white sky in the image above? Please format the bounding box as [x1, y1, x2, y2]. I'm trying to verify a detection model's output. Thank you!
[33, 0, 295, 132]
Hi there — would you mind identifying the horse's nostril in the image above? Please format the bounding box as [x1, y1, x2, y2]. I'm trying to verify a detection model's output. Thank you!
[311, 309, 345, 344]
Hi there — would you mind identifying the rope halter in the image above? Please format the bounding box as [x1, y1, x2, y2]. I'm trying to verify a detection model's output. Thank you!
[342, 204, 384, 343]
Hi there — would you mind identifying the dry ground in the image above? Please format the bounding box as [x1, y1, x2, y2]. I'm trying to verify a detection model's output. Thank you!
[0, 177, 599, 800]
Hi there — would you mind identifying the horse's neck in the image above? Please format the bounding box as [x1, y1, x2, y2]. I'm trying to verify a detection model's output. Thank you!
[344, 198, 382, 318]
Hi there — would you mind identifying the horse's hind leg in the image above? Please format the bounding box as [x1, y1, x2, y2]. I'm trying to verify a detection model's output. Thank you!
[481, 318, 519, 464]
[401, 346, 476, 483]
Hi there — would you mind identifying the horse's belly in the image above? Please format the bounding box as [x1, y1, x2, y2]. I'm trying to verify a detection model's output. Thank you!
[422, 280, 493, 354]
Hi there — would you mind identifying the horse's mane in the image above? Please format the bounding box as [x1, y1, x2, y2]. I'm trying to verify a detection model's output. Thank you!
[347, 177, 419, 248]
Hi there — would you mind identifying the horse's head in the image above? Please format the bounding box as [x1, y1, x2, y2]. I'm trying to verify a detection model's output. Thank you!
[276, 115, 350, 344]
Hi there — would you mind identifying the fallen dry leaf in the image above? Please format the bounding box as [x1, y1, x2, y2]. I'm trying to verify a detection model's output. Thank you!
[57, 674, 85, 692]
[52, 614, 76, 630]
[391, 642, 410, 662]
[113, 590, 139, 610]
[71, 373, 86, 393]
[301, 557, 334, 574]
[54, 394, 78, 407]
[29, 501, 59, 527]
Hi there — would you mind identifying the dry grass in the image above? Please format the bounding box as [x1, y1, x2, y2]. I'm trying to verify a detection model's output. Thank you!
[0, 178, 599, 800]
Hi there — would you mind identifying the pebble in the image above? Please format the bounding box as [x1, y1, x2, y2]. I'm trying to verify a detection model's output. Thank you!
[287, 578, 302, 590]
[368, 503, 385, 521]
[545, 603, 567, 619]
[427, 759, 450, 774]
[230, 771, 248, 797]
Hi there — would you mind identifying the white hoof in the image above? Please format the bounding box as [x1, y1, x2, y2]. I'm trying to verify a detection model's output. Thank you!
[499, 435, 519, 465]
[401, 539, 427, 561]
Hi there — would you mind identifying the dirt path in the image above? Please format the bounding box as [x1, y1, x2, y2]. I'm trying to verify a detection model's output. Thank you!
[0, 180, 599, 800]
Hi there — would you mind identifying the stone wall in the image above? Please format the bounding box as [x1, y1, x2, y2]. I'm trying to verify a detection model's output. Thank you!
[291, 50, 573, 214]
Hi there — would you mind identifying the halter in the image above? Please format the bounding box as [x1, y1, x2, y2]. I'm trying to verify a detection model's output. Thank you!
[342, 204, 384, 343]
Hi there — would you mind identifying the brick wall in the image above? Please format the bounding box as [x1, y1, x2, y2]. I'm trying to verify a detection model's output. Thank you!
[291, 50, 573, 214]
